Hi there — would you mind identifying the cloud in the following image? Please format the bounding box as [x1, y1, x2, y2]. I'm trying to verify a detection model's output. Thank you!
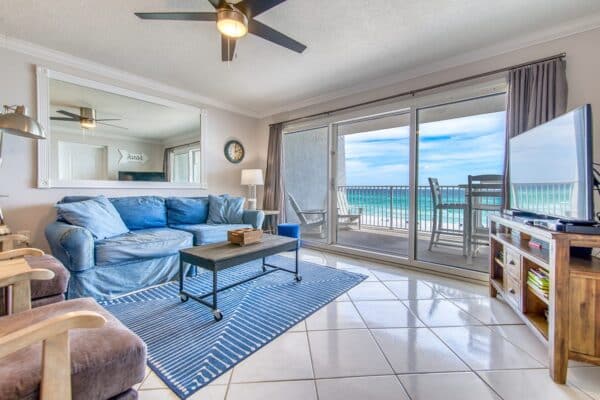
[343, 111, 506, 186]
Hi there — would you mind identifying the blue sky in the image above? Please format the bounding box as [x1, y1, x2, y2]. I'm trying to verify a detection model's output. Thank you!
[343, 111, 506, 186]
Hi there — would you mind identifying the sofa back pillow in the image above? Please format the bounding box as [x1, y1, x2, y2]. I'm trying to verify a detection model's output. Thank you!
[166, 197, 209, 225]
[109, 196, 167, 230]
[207, 194, 245, 224]
[56, 196, 129, 240]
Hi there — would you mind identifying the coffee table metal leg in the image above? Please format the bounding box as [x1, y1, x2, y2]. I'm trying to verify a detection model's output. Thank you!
[295, 246, 302, 282]
[212, 268, 222, 321]
[179, 259, 189, 302]
[262, 257, 267, 272]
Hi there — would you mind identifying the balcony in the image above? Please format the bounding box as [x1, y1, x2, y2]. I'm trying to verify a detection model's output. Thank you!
[333, 185, 493, 273]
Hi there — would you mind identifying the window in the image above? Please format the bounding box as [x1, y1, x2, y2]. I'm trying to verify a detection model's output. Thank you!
[169, 143, 202, 183]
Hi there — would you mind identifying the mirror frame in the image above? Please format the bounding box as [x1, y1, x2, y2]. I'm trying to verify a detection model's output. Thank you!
[36, 66, 208, 189]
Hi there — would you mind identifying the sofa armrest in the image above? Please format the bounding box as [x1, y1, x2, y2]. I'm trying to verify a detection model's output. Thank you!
[242, 210, 265, 229]
[45, 222, 95, 273]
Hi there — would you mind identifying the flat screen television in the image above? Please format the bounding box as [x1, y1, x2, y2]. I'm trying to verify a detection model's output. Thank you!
[509, 104, 594, 223]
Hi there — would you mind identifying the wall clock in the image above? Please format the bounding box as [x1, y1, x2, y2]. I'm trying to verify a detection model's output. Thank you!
[224, 140, 245, 163]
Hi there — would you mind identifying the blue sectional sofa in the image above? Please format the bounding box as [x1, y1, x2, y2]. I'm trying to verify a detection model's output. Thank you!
[45, 195, 264, 300]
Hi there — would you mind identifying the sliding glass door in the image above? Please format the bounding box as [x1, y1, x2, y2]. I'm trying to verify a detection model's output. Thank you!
[283, 126, 329, 243]
[280, 85, 507, 277]
[414, 94, 506, 272]
[334, 112, 411, 256]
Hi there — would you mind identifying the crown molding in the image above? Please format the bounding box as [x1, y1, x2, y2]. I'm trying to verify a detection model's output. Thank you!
[0, 34, 260, 119]
[261, 12, 600, 119]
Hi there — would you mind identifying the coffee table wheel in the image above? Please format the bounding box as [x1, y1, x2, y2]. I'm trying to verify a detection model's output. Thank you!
[213, 309, 223, 321]
[262, 265, 267, 272]
[179, 293, 189, 302]
[295, 275, 302, 282]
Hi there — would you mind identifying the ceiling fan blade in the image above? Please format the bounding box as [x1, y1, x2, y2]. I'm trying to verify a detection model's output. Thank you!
[97, 122, 128, 130]
[221, 36, 237, 62]
[50, 117, 78, 121]
[237, 0, 287, 17]
[94, 119, 122, 122]
[57, 110, 82, 119]
[134, 12, 217, 21]
[248, 20, 306, 53]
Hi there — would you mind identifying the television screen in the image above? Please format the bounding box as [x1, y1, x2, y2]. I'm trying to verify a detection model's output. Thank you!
[509, 104, 593, 222]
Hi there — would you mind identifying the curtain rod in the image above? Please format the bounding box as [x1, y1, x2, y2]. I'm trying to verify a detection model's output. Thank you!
[274, 52, 566, 126]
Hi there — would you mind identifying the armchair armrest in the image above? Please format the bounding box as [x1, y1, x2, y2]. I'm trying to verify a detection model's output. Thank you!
[242, 210, 265, 229]
[0, 248, 45, 261]
[0, 310, 106, 400]
[45, 222, 95, 273]
[0, 258, 55, 313]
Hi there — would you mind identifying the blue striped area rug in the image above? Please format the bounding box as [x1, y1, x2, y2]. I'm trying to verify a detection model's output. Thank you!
[100, 255, 366, 399]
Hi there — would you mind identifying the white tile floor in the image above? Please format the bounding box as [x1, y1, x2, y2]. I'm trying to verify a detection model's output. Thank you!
[137, 248, 600, 400]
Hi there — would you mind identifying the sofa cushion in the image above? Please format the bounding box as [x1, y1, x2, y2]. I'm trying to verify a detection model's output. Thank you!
[166, 197, 209, 225]
[56, 196, 129, 240]
[94, 227, 193, 266]
[171, 223, 251, 245]
[207, 194, 245, 224]
[24, 254, 70, 299]
[0, 298, 146, 400]
[110, 196, 167, 230]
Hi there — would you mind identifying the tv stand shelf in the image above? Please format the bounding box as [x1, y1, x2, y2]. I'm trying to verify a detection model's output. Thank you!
[489, 215, 600, 384]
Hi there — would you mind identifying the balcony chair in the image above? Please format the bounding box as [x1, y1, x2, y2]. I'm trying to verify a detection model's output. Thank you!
[287, 193, 327, 239]
[467, 174, 503, 257]
[0, 256, 147, 400]
[427, 177, 468, 255]
[336, 190, 363, 230]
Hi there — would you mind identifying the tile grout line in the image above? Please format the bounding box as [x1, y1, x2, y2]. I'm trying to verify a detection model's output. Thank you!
[304, 322, 321, 400]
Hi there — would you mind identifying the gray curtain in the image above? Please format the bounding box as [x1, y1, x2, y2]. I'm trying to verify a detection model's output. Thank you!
[263, 123, 285, 231]
[503, 58, 568, 206]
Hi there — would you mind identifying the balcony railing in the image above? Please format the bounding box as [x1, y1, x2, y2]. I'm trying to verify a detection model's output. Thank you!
[338, 183, 574, 234]
[338, 185, 466, 233]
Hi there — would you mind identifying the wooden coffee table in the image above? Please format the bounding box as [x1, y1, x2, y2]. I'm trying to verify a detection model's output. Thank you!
[178, 234, 300, 321]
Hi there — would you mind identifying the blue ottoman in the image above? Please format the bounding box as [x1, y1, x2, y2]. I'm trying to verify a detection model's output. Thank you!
[277, 223, 300, 239]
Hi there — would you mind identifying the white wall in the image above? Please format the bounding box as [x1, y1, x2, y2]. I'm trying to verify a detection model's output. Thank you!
[0, 47, 261, 250]
[258, 27, 600, 177]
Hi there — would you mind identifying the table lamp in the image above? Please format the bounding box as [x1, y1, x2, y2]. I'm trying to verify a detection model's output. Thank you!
[241, 169, 264, 210]
[0, 105, 46, 235]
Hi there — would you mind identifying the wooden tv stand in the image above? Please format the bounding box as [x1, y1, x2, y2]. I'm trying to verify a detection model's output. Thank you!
[489, 215, 600, 383]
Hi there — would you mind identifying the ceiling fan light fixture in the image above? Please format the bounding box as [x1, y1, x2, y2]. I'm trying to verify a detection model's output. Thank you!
[79, 107, 96, 129]
[216, 8, 248, 38]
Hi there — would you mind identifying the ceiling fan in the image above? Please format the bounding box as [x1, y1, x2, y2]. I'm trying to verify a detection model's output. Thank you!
[50, 107, 127, 130]
[134, 0, 307, 61]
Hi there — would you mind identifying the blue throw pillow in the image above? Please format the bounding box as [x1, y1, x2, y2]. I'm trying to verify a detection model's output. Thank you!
[207, 194, 245, 224]
[166, 197, 209, 225]
[110, 196, 167, 230]
[56, 196, 129, 239]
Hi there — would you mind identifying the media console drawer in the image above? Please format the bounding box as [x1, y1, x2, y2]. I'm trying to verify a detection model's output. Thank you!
[504, 249, 521, 279]
[504, 273, 521, 309]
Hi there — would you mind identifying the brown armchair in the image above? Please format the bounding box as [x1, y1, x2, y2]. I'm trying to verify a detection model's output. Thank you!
[1, 248, 70, 315]
[0, 257, 147, 400]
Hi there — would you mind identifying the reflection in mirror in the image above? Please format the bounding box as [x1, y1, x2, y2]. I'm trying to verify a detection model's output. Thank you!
[48, 78, 202, 184]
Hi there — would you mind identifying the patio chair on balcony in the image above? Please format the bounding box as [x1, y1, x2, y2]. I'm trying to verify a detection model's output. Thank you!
[467, 174, 503, 256]
[287, 193, 327, 238]
[428, 177, 468, 255]
[337, 190, 362, 230]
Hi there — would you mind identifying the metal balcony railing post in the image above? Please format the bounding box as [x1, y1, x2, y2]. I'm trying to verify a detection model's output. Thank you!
[389, 186, 393, 230]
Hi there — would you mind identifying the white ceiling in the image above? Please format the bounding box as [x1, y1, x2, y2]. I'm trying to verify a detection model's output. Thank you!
[50, 79, 200, 140]
[2, 0, 600, 117]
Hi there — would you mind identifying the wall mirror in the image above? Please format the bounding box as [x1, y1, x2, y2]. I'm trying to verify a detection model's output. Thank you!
[36, 68, 207, 189]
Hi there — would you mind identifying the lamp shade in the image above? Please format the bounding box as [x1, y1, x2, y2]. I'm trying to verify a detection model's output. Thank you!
[0, 106, 46, 140]
[241, 169, 264, 186]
